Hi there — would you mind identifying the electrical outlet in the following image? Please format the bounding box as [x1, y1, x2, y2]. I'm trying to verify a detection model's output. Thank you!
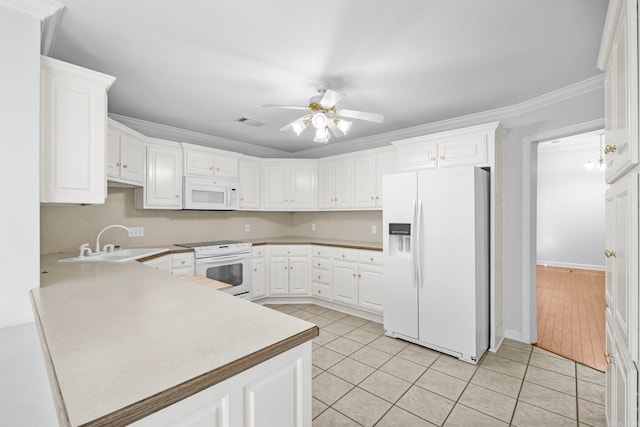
[311, 223, 316, 232]
[245, 224, 251, 232]
[128, 227, 144, 237]
[371, 225, 377, 234]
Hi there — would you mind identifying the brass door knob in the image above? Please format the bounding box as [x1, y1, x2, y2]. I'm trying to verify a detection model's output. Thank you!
[604, 249, 617, 258]
[604, 145, 617, 154]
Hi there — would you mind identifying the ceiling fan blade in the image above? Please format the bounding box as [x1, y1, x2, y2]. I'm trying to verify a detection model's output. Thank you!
[263, 104, 309, 111]
[319, 89, 344, 108]
[279, 116, 310, 135]
[336, 109, 384, 123]
[326, 119, 341, 137]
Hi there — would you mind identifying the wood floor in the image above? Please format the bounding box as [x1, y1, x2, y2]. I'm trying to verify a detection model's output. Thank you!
[535, 265, 606, 372]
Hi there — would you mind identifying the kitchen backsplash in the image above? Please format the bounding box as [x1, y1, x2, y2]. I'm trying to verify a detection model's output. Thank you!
[40, 187, 383, 253]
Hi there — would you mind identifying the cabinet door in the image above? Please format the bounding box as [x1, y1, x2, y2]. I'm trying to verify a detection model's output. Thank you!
[605, 0, 639, 183]
[333, 159, 353, 209]
[40, 57, 113, 204]
[437, 134, 488, 168]
[268, 257, 290, 295]
[120, 134, 145, 184]
[239, 159, 261, 209]
[142, 255, 171, 273]
[289, 257, 310, 295]
[354, 155, 376, 208]
[106, 130, 121, 179]
[612, 174, 639, 358]
[396, 141, 438, 172]
[332, 261, 358, 305]
[214, 153, 239, 179]
[252, 257, 266, 299]
[358, 264, 383, 313]
[317, 162, 335, 209]
[144, 143, 183, 209]
[184, 147, 215, 177]
[290, 165, 317, 209]
[263, 165, 289, 209]
[375, 152, 395, 208]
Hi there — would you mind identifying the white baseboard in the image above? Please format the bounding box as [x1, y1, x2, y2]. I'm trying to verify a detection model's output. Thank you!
[504, 329, 531, 344]
[536, 260, 605, 271]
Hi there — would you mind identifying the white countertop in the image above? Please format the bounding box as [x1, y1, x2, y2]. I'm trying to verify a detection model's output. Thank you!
[33, 253, 317, 426]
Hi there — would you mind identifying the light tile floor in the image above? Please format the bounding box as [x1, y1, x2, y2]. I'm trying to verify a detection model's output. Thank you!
[264, 303, 606, 427]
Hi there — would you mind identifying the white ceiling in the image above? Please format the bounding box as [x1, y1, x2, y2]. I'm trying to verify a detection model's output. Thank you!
[50, 0, 608, 154]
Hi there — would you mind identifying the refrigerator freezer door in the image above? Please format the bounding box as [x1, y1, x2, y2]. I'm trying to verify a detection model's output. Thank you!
[416, 166, 488, 358]
[383, 171, 419, 339]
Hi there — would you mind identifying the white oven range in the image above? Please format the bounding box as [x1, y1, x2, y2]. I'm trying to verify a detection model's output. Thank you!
[175, 241, 252, 299]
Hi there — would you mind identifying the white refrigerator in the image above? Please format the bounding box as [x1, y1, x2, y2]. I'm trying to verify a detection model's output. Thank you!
[382, 165, 489, 364]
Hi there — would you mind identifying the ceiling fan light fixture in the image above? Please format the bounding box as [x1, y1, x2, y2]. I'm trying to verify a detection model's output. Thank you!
[290, 120, 306, 136]
[311, 112, 328, 129]
[314, 127, 331, 144]
[335, 119, 352, 135]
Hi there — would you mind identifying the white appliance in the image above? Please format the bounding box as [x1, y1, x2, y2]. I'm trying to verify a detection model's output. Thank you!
[175, 241, 252, 299]
[382, 165, 489, 364]
[182, 176, 240, 210]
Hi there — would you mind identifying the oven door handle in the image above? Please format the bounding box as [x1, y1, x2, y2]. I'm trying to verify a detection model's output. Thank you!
[196, 253, 250, 263]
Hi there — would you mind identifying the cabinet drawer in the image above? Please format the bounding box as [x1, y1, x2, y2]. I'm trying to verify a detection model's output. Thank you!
[269, 245, 309, 257]
[172, 266, 194, 278]
[312, 268, 331, 285]
[358, 250, 383, 265]
[312, 282, 332, 300]
[311, 245, 331, 259]
[312, 258, 331, 270]
[172, 252, 194, 269]
[252, 246, 266, 257]
[332, 247, 358, 262]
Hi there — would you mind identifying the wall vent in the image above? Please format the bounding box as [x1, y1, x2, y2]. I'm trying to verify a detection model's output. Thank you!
[235, 117, 265, 127]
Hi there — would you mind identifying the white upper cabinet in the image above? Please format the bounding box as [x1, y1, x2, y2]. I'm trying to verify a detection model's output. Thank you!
[40, 56, 115, 204]
[135, 139, 183, 209]
[318, 158, 353, 209]
[238, 158, 261, 209]
[599, 0, 639, 183]
[182, 143, 239, 180]
[107, 119, 145, 185]
[354, 149, 395, 209]
[262, 161, 316, 210]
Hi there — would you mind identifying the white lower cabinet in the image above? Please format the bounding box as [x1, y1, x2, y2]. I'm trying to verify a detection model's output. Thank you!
[332, 249, 383, 314]
[268, 246, 310, 296]
[311, 245, 332, 300]
[357, 263, 384, 313]
[142, 252, 194, 277]
[130, 341, 312, 427]
[252, 246, 267, 299]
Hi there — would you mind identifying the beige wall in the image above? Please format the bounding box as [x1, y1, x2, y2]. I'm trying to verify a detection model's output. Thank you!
[40, 187, 383, 253]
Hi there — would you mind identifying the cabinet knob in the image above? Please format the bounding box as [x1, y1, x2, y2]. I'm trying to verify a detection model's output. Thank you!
[604, 145, 617, 154]
[440, 156, 445, 160]
[116, 162, 121, 167]
[317, 276, 321, 279]
[123, 164, 128, 168]
[181, 260, 186, 264]
[241, 198, 244, 201]
[330, 198, 334, 202]
[284, 266, 288, 270]
[209, 167, 214, 170]
[604, 249, 616, 258]
[353, 273, 356, 277]
[254, 268, 257, 272]
[375, 196, 380, 200]
[216, 167, 220, 171]
[370, 196, 374, 200]
[605, 351, 615, 364]
[358, 274, 362, 278]
[370, 257, 374, 261]
[176, 195, 180, 198]
[431, 157, 436, 161]
[317, 262, 321, 266]
[317, 290, 321, 294]
[342, 254, 345, 258]
[290, 266, 294, 270]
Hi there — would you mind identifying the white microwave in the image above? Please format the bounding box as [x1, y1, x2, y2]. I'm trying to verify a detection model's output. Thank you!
[183, 176, 240, 210]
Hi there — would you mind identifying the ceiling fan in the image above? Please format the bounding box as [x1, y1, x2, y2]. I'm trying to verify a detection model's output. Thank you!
[263, 83, 384, 144]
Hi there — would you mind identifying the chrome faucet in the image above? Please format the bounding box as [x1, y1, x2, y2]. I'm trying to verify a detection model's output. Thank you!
[95, 224, 130, 253]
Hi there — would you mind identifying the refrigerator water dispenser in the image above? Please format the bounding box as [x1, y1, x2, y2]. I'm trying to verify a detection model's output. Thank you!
[389, 223, 411, 257]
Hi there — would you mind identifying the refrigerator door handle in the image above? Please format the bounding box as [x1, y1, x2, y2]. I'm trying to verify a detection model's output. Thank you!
[411, 197, 418, 288]
[416, 198, 423, 288]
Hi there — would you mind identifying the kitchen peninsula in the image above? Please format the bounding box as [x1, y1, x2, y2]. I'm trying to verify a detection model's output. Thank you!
[32, 253, 318, 426]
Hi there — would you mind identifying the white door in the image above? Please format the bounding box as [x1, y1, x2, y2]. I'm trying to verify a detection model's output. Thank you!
[290, 165, 316, 209]
[358, 264, 383, 313]
[354, 155, 376, 208]
[375, 152, 395, 208]
[120, 134, 145, 184]
[382, 171, 419, 339]
[145, 143, 182, 209]
[268, 257, 289, 295]
[289, 257, 309, 295]
[263, 165, 289, 209]
[239, 160, 261, 209]
[252, 257, 266, 299]
[332, 261, 358, 305]
[333, 159, 354, 209]
[317, 162, 335, 209]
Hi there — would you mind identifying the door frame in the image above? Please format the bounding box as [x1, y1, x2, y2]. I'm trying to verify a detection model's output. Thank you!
[521, 118, 604, 343]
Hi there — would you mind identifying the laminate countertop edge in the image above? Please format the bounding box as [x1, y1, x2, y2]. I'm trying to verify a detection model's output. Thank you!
[84, 326, 318, 427]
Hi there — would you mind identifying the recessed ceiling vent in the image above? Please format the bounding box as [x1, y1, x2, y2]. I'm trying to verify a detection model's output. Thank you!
[235, 117, 265, 127]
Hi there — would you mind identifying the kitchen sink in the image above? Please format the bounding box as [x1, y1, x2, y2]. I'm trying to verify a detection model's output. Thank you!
[57, 248, 169, 263]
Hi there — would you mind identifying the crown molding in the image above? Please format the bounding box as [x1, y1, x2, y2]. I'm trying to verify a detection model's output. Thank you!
[292, 74, 604, 158]
[108, 114, 289, 158]
[110, 74, 604, 160]
[0, 0, 64, 55]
